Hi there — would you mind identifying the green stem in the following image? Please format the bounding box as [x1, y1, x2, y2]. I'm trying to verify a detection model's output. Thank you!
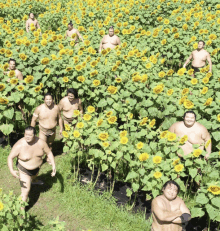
[93, 165, 100, 188]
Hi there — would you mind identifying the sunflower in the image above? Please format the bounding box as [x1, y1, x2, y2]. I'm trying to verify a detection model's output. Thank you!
[44, 68, 51, 74]
[139, 153, 149, 161]
[136, 142, 144, 150]
[31, 46, 39, 53]
[193, 149, 202, 157]
[179, 135, 188, 144]
[10, 78, 18, 85]
[98, 132, 109, 141]
[149, 119, 156, 127]
[184, 100, 194, 109]
[34, 86, 41, 92]
[77, 76, 85, 83]
[160, 131, 168, 139]
[73, 130, 80, 138]
[205, 139, 211, 149]
[73, 110, 80, 116]
[66, 67, 73, 72]
[177, 68, 186, 76]
[83, 114, 92, 121]
[191, 78, 198, 85]
[108, 116, 117, 124]
[207, 185, 220, 195]
[19, 53, 27, 61]
[158, 71, 166, 78]
[0, 84, 6, 91]
[120, 130, 127, 137]
[172, 158, 180, 166]
[153, 85, 164, 94]
[93, 80, 100, 87]
[202, 77, 209, 84]
[153, 156, 162, 164]
[41, 39, 47, 46]
[87, 106, 95, 113]
[204, 98, 213, 106]
[154, 172, 162, 179]
[107, 86, 117, 94]
[0, 202, 4, 211]
[120, 137, 128, 144]
[174, 164, 184, 172]
[24, 75, 34, 84]
[102, 142, 110, 148]
[167, 89, 174, 96]
[62, 131, 69, 138]
[63, 77, 69, 83]
[167, 132, 176, 141]
[96, 119, 103, 127]
[64, 124, 71, 131]
[41, 57, 50, 65]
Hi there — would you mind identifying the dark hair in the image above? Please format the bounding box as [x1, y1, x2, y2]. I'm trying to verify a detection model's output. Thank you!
[183, 111, 196, 120]
[68, 21, 73, 26]
[44, 92, 53, 99]
[162, 180, 180, 193]
[109, 26, 114, 30]
[25, 126, 36, 135]
[198, 40, 205, 45]
[8, 59, 16, 64]
[67, 88, 78, 98]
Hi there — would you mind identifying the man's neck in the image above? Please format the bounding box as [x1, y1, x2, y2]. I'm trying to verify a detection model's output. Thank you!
[183, 121, 195, 128]
[197, 48, 203, 52]
[45, 103, 54, 109]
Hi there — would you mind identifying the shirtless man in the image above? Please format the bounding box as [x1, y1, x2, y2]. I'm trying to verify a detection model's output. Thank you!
[26, 13, 40, 33]
[151, 180, 191, 231]
[31, 93, 63, 151]
[183, 40, 212, 77]
[59, 88, 83, 125]
[65, 21, 83, 45]
[7, 126, 56, 202]
[99, 26, 121, 53]
[168, 111, 211, 160]
[4, 59, 23, 80]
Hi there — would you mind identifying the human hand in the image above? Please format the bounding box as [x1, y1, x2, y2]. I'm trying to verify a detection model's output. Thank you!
[11, 170, 20, 179]
[204, 154, 209, 161]
[51, 167, 56, 177]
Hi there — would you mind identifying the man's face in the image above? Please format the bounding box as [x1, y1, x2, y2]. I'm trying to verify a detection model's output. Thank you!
[184, 113, 196, 127]
[198, 42, 204, 49]
[163, 184, 178, 201]
[9, 61, 16, 70]
[67, 93, 75, 101]
[44, 95, 53, 107]
[24, 130, 35, 143]
[68, 25, 73, 31]
[30, 13, 34, 19]
[109, 29, 114, 37]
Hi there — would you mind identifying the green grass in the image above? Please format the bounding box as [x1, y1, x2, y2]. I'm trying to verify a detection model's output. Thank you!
[0, 146, 151, 231]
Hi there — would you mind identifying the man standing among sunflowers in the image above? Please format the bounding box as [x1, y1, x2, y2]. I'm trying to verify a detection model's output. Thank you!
[183, 40, 212, 77]
[99, 26, 121, 53]
[168, 111, 211, 160]
[26, 13, 40, 33]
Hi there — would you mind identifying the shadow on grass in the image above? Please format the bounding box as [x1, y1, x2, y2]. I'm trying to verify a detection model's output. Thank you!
[26, 171, 64, 212]
[52, 140, 64, 157]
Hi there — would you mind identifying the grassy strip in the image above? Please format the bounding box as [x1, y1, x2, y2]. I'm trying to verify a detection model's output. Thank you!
[0, 147, 151, 231]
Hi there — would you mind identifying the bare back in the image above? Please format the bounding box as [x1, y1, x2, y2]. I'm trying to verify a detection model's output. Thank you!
[169, 121, 208, 155]
[15, 137, 49, 170]
[191, 49, 209, 67]
[152, 196, 183, 231]
[35, 104, 60, 129]
[102, 35, 120, 49]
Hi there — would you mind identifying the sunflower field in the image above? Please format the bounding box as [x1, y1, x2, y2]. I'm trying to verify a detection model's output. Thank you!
[1, 0, 220, 227]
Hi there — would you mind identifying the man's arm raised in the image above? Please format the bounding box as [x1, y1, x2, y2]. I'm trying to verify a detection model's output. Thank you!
[8, 143, 20, 179]
[31, 106, 40, 127]
[207, 52, 212, 73]
[152, 198, 182, 222]
[183, 52, 193, 68]
[43, 141, 56, 176]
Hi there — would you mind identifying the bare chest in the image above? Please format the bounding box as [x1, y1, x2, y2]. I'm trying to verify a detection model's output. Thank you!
[164, 200, 180, 212]
[19, 144, 44, 161]
[63, 101, 79, 111]
[28, 20, 38, 26]
[39, 107, 58, 120]
[176, 127, 202, 144]
[193, 52, 207, 61]
[67, 30, 77, 37]
[103, 36, 117, 44]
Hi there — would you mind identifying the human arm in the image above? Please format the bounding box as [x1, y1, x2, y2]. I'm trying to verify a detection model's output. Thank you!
[7, 143, 20, 179]
[168, 123, 176, 133]
[43, 142, 56, 176]
[76, 30, 84, 42]
[172, 199, 191, 224]
[78, 99, 83, 115]
[202, 128, 212, 160]
[99, 38, 103, 53]
[151, 198, 183, 222]
[17, 71, 23, 81]
[31, 107, 40, 127]
[57, 107, 63, 136]
[65, 31, 68, 39]
[25, 20, 29, 33]
[207, 53, 212, 73]
[117, 36, 121, 46]
[183, 52, 193, 68]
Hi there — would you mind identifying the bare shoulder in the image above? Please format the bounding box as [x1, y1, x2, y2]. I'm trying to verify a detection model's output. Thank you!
[54, 104, 60, 111]
[169, 121, 182, 130]
[152, 195, 164, 205]
[12, 137, 25, 150]
[196, 122, 208, 131]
